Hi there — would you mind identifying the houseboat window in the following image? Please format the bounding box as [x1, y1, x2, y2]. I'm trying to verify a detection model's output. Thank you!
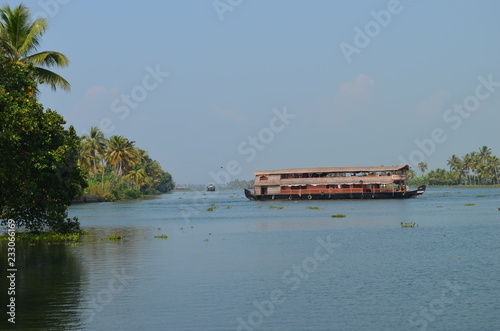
[260, 175, 268, 180]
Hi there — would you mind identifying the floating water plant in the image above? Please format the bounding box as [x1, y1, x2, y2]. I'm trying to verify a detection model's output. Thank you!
[224, 206, 232, 209]
[307, 207, 320, 210]
[107, 235, 123, 240]
[331, 214, 346, 218]
[207, 206, 216, 211]
[475, 195, 487, 197]
[154, 234, 168, 239]
[269, 206, 284, 210]
[401, 222, 418, 228]
[464, 203, 475, 206]
[436, 206, 444, 208]
[0, 232, 84, 243]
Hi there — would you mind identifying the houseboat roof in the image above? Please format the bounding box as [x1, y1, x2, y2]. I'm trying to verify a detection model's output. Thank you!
[254, 165, 409, 176]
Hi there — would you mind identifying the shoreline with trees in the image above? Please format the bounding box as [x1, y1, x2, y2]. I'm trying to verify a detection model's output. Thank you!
[77, 127, 174, 202]
[0, 4, 173, 234]
[409, 146, 499, 186]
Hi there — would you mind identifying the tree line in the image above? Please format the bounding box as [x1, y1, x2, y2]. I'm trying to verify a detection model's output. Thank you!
[410, 146, 499, 186]
[0, 4, 173, 233]
[78, 127, 174, 200]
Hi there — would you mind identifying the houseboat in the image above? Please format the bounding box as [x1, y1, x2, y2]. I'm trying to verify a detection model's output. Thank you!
[206, 184, 216, 191]
[244, 165, 426, 201]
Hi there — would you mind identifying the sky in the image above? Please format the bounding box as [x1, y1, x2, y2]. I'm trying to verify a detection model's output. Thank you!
[15, 0, 500, 185]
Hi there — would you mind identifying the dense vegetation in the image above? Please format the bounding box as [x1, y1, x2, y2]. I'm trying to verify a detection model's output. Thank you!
[0, 59, 85, 232]
[0, 4, 173, 234]
[409, 146, 499, 186]
[0, 4, 85, 233]
[77, 127, 174, 201]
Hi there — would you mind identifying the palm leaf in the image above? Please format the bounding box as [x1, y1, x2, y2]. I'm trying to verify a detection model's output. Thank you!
[0, 4, 69, 92]
[32, 66, 71, 91]
[26, 51, 69, 67]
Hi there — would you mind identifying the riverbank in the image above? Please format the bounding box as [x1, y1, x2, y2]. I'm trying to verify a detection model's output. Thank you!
[73, 194, 106, 203]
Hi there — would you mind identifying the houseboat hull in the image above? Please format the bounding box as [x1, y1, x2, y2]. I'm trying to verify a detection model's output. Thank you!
[244, 185, 426, 201]
[245, 165, 426, 201]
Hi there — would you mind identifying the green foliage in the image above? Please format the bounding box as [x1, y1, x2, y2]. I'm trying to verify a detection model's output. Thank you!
[154, 234, 168, 239]
[0, 4, 70, 91]
[464, 203, 475, 206]
[0, 59, 86, 233]
[331, 214, 346, 218]
[269, 206, 284, 210]
[107, 235, 123, 240]
[409, 146, 500, 186]
[307, 206, 320, 210]
[401, 222, 418, 228]
[78, 127, 175, 201]
[0, 231, 82, 243]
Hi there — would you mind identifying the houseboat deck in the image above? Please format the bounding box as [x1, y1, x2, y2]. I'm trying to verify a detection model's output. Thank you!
[244, 165, 426, 200]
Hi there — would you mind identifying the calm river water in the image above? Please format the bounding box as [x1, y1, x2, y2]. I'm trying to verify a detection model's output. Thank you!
[1, 187, 499, 330]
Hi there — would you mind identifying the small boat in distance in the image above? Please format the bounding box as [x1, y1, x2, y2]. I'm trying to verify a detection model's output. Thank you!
[206, 184, 216, 191]
[244, 165, 426, 201]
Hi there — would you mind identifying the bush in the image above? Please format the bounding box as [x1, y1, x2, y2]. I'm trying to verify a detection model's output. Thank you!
[123, 189, 141, 200]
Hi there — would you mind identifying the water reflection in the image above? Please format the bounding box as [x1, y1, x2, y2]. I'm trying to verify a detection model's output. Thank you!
[0, 241, 85, 330]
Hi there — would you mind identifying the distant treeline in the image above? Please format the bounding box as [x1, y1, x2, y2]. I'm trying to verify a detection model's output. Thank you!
[179, 179, 253, 191]
[78, 127, 174, 200]
[409, 146, 499, 186]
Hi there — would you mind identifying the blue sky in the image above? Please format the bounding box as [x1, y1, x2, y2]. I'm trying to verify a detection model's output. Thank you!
[18, 0, 500, 184]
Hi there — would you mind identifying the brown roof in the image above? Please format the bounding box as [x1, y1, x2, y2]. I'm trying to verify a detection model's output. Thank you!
[254, 165, 409, 176]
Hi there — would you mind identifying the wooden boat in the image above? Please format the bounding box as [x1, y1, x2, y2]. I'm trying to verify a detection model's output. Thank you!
[244, 165, 426, 201]
[206, 184, 216, 191]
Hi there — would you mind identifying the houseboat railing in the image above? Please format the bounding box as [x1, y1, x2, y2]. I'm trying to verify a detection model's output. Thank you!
[279, 186, 398, 195]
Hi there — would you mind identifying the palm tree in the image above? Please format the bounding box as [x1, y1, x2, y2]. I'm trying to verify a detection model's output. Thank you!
[106, 136, 140, 177]
[417, 162, 428, 174]
[77, 140, 92, 173]
[463, 152, 478, 185]
[81, 127, 107, 176]
[477, 146, 492, 165]
[487, 156, 500, 185]
[0, 4, 70, 91]
[124, 168, 147, 190]
[447, 154, 463, 184]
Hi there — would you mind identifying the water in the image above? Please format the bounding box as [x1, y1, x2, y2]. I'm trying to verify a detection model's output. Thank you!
[1, 187, 499, 330]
